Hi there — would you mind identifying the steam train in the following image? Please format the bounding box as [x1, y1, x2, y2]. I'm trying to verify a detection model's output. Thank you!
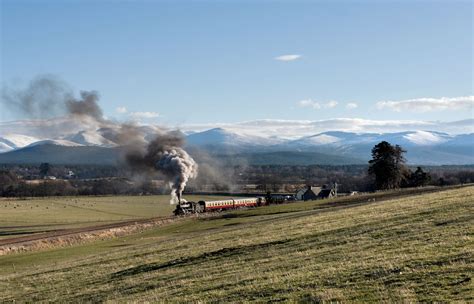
[174, 197, 267, 215]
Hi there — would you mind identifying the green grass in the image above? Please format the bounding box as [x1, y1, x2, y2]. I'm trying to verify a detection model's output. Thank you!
[0, 187, 473, 302]
[0, 195, 231, 240]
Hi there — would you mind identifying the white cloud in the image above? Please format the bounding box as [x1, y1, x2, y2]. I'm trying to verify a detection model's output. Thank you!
[298, 99, 321, 109]
[376, 96, 474, 112]
[128, 111, 160, 119]
[298, 99, 338, 109]
[274, 54, 301, 61]
[116, 107, 159, 119]
[116, 106, 127, 114]
[346, 102, 358, 110]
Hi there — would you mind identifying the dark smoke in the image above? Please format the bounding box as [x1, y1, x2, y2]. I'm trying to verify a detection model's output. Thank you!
[2, 75, 104, 122]
[66, 91, 104, 121]
[1, 75, 70, 118]
[113, 123, 147, 146]
[2, 75, 198, 203]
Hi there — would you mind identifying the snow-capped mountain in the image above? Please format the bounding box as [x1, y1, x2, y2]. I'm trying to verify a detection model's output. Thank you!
[65, 130, 116, 147]
[0, 134, 40, 153]
[186, 128, 283, 147]
[0, 142, 13, 153]
[292, 131, 454, 148]
[293, 131, 380, 147]
[184, 129, 473, 164]
[0, 126, 472, 165]
[26, 139, 83, 148]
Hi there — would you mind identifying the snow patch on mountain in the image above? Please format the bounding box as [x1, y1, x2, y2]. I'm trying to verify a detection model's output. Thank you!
[0, 134, 41, 152]
[26, 139, 83, 148]
[0, 134, 40, 148]
[0, 142, 13, 153]
[186, 128, 282, 146]
[403, 131, 450, 145]
[66, 130, 116, 147]
[299, 134, 341, 145]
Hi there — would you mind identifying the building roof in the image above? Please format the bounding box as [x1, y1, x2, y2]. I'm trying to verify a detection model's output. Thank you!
[318, 188, 335, 198]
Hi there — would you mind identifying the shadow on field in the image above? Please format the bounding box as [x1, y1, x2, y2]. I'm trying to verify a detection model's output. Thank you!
[111, 239, 290, 279]
[217, 210, 298, 219]
[195, 211, 292, 224]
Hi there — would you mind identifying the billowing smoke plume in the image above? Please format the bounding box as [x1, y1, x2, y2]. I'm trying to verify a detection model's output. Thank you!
[2, 75, 198, 203]
[126, 133, 198, 204]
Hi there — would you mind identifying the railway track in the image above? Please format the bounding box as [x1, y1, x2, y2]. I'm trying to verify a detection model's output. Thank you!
[0, 184, 470, 248]
[0, 216, 175, 247]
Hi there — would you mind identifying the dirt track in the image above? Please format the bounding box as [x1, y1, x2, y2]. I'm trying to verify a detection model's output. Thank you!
[0, 185, 470, 254]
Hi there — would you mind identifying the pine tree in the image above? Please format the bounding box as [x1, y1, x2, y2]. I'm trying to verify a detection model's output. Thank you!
[368, 141, 407, 190]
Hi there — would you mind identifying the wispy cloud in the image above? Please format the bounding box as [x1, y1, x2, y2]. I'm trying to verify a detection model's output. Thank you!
[115, 107, 159, 119]
[1, 117, 472, 140]
[346, 102, 358, 110]
[299, 99, 321, 109]
[376, 96, 474, 112]
[115, 106, 127, 114]
[274, 54, 301, 61]
[179, 118, 473, 138]
[298, 99, 338, 109]
[129, 111, 160, 119]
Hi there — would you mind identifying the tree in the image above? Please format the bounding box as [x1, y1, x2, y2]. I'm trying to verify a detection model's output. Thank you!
[368, 141, 407, 190]
[0, 170, 19, 196]
[409, 167, 431, 187]
[39, 163, 51, 177]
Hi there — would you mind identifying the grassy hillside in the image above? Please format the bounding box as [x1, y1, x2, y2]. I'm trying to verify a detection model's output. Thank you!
[0, 187, 473, 302]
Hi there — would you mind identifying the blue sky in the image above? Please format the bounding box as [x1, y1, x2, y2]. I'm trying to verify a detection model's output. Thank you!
[1, 0, 472, 127]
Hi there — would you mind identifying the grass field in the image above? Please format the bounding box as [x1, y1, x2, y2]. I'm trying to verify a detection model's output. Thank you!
[0, 195, 230, 240]
[0, 186, 473, 302]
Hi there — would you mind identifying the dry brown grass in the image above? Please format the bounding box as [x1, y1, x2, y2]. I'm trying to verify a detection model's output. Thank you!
[0, 186, 472, 302]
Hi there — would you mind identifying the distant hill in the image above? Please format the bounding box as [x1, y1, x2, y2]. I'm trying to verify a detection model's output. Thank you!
[0, 144, 123, 165]
[214, 151, 365, 166]
[0, 143, 364, 166]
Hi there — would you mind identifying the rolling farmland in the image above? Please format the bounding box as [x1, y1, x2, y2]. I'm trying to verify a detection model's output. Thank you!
[0, 195, 230, 241]
[0, 186, 472, 302]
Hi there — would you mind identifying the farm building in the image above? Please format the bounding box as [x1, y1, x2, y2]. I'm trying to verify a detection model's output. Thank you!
[317, 184, 337, 199]
[296, 185, 321, 201]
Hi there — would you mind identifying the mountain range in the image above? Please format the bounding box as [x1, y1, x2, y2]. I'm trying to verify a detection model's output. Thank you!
[0, 127, 472, 165]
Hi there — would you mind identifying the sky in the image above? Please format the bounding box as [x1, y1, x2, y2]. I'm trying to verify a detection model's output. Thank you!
[1, 0, 473, 131]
